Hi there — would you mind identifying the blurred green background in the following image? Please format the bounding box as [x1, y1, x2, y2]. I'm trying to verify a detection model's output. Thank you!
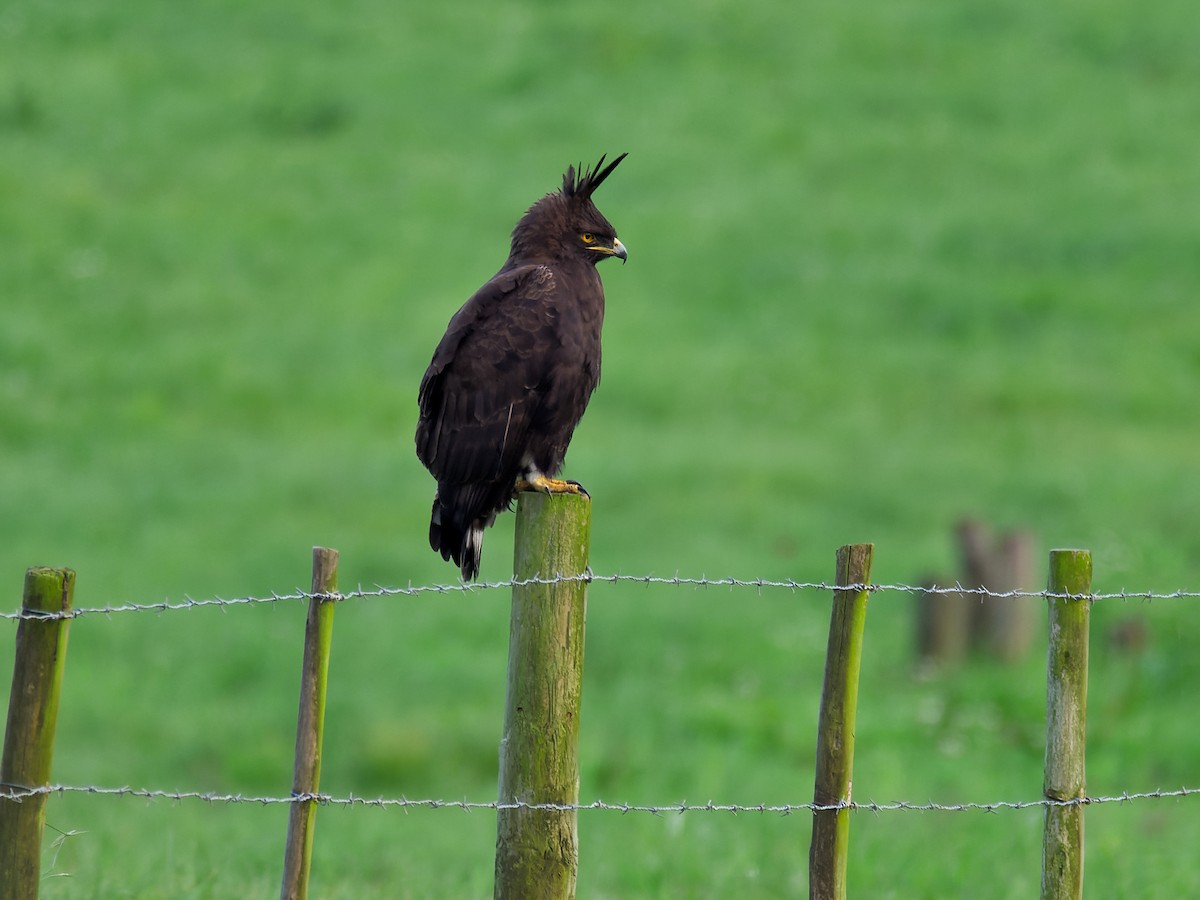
[2, 0, 1197, 896]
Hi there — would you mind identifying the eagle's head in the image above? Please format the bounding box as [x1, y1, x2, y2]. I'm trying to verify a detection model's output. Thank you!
[510, 153, 628, 266]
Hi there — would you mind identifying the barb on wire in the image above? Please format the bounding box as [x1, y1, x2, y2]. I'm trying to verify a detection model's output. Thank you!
[3, 573, 1198, 622]
[1, 783, 1197, 815]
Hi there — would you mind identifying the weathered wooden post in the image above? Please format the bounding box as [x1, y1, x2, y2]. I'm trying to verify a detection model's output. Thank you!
[915, 579, 968, 666]
[810, 544, 874, 900]
[494, 491, 591, 900]
[914, 521, 1036, 667]
[962, 520, 1036, 661]
[280, 547, 339, 900]
[1041, 549, 1091, 900]
[0, 567, 76, 900]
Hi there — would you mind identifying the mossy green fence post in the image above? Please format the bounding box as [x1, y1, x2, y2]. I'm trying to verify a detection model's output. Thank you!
[0, 567, 76, 900]
[809, 544, 874, 900]
[1041, 549, 1091, 900]
[280, 547, 338, 900]
[494, 491, 591, 900]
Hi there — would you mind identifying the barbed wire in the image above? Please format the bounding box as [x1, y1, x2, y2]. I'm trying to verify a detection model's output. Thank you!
[1, 783, 1197, 815]
[2, 573, 1198, 622]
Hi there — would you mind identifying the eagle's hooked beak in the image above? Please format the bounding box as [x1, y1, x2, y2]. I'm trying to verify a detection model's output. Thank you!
[612, 237, 628, 263]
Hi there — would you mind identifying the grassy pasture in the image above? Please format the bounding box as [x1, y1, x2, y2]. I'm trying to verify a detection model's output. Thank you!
[2, 0, 1198, 896]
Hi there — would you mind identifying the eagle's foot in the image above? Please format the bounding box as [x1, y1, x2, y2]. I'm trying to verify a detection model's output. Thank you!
[515, 474, 590, 499]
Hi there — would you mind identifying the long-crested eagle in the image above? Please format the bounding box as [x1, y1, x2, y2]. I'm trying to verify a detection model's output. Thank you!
[415, 153, 628, 580]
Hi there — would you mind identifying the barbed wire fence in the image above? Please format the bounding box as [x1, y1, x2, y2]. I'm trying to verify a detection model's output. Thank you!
[3, 572, 1198, 623]
[2, 783, 1200, 815]
[2, 532, 1200, 897]
[2, 575, 1196, 815]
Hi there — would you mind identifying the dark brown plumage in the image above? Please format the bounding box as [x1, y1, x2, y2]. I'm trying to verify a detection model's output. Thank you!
[415, 153, 628, 580]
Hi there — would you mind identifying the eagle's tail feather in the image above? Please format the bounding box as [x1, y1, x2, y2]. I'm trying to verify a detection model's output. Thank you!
[461, 524, 484, 582]
[429, 494, 486, 582]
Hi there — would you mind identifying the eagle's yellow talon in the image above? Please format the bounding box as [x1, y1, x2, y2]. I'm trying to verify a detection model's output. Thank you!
[515, 475, 589, 497]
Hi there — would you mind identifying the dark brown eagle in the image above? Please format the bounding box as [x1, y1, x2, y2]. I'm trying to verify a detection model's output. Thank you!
[415, 153, 628, 580]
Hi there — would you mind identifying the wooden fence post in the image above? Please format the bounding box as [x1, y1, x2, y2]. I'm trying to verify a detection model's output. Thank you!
[962, 521, 1036, 662]
[915, 579, 968, 666]
[280, 547, 339, 900]
[1041, 549, 1091, 900]
[0, 567, 76, 900]
[494, 491, 591, 900]
[810, 544, 874, 900]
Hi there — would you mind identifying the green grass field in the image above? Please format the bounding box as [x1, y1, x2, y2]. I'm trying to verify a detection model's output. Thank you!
[3, 0, 1198, 896]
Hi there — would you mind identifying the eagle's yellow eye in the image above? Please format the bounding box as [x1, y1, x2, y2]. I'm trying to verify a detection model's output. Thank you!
[580, 232, 595, 244]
